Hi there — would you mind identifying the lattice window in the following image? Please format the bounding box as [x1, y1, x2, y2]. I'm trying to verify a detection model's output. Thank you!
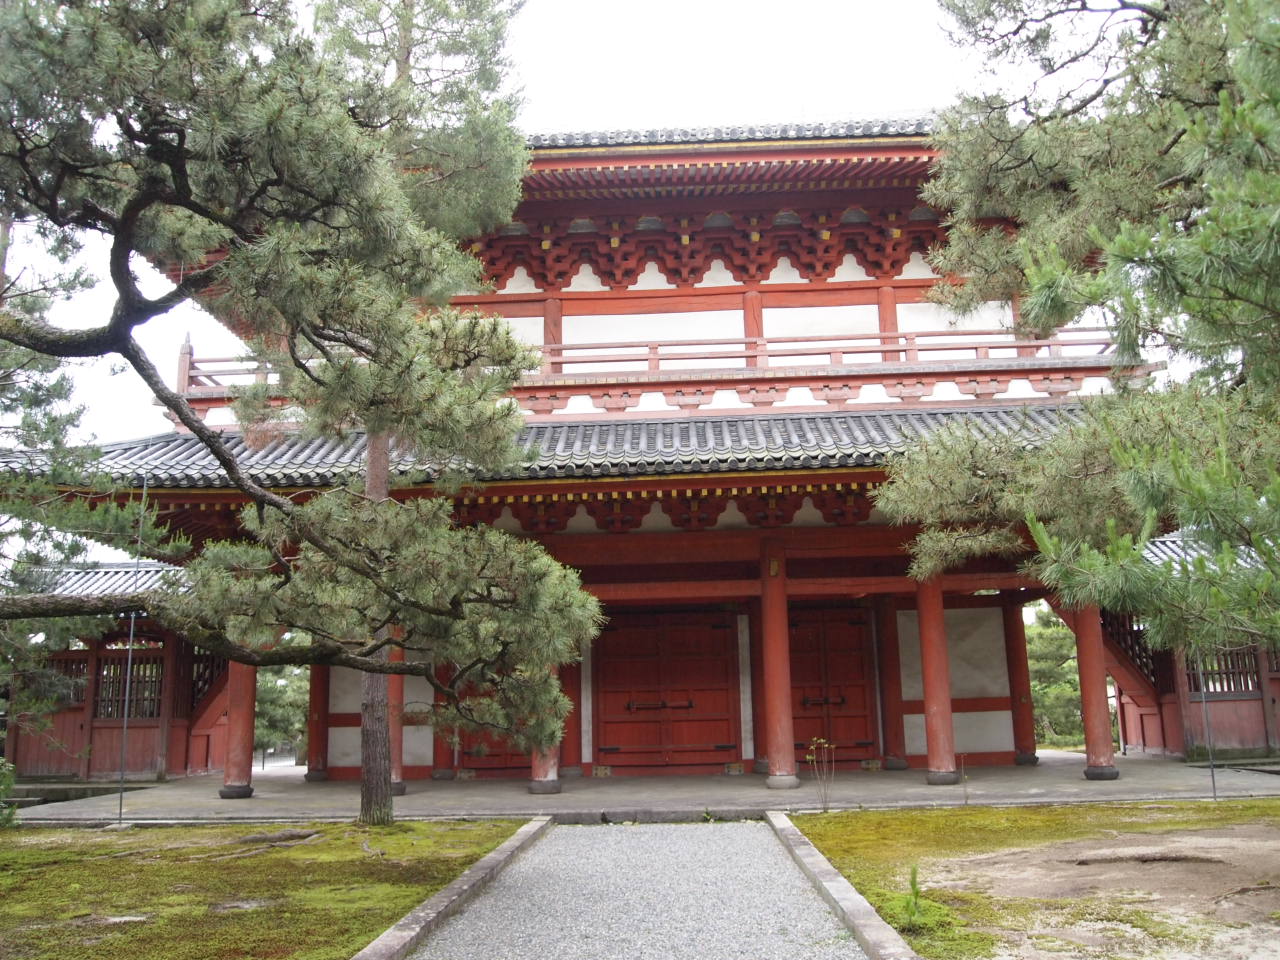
[190, 652, 227, 711]
[1187, 649, 1260, 697]
[95, 654, 164, 719]
[50, 654, 88, 704]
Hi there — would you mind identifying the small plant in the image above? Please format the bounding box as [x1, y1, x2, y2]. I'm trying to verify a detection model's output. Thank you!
[702, 807, 716, 823]
[805, 736, 836, 812]
[902, 864, 924, 930]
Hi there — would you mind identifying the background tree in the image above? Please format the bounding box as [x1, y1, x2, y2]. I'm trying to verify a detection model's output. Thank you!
[878, 0, 1280, 657]
[1024, 607, 1084, 746]
[0, 0, 601, 824]
[254, 665, 309, 759]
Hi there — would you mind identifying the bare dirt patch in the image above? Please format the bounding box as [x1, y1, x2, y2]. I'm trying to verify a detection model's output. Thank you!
[926, 822, 1280, 959]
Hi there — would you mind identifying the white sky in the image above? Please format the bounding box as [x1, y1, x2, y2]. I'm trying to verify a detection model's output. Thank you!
[30, 0, 979, 445]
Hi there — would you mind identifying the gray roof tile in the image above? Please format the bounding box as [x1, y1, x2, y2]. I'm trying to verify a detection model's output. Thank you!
[49, 562, 179, 596]
[67, 405, 1077, 489]
[527, 119, 933, 149]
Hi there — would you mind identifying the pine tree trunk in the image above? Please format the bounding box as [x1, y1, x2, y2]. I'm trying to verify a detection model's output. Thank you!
[358, 430, 394, 826]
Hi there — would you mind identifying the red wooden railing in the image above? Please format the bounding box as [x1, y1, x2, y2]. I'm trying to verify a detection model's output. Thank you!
[179, 326, 1117, 394]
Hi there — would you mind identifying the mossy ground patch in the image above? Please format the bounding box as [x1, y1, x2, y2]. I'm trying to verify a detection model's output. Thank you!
[0, 819, 520, 960]
[795, 799, 1280, 960]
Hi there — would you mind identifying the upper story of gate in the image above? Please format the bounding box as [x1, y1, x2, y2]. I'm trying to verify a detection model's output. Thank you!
[178, 121, 1129, 425]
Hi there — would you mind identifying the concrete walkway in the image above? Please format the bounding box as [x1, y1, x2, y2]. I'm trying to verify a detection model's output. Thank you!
[17, 751, 1280, 823]
[412, 822, 866, 960]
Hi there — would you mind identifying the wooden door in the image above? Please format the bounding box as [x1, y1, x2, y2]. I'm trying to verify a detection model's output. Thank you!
[791, 608, 878, 763]
[595, 610, 739, 767]
[13, 707, 87, 777]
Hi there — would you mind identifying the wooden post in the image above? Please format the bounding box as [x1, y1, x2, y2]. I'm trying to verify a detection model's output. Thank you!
[544, 298, 563, 374]
[743, 290, 763, 368]
[917, 578, 959, 784]
[878, 285, 900, 362]
[219, 661, 256, 799]
[1074, 605, 1119, 780]
[305, 665, 330, 781]
[79, 640, 101, 780]
[874, 598, 908, 769]
[389, 647, 406, 795]
[1001, 598, 1039, 765]
[1255, 647, 1278, 754]
[157, 634, 178, 780]
[760, 540, 798, 788]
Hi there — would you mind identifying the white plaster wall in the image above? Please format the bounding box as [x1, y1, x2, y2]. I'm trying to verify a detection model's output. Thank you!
[329, 666, 362, 713]
[898, 607, 1010, 700]
[899, 251, 939, 279]
[404, 726, 434, 766]
[503, 316, 543, 347]
[761, 304, 880, 339]
[904, 711, 1016, 755]
[499, 265, 541, 293]
[896, 300, 1013, 336]
[831, 254, 871, 282]
[632, 262, 676, 289]
[695, 259, 736, 287]
[328, 726, 360, 765]
[761, 257, 805, 284]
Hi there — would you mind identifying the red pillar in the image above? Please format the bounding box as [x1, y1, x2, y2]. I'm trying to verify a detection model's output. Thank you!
[530, 746, 561, 794]
[1074, 605, 1119, 779]
[875, 598, 908, 769]
[219, 661, 257, 799]
[305, 665, 330, 781]
[389, 648, 406, 795]
[1001, 598, 1039, 765]
[761, 540, 798, 788]
[878, 285, 900, 361]
[917, 578, 959, 785]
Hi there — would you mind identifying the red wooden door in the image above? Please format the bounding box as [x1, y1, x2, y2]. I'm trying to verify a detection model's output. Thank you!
[459, 728, 527, 770]
[791, 608, 878, 762]
[595, 611, 739, 767]
[13, 707, 87, 777]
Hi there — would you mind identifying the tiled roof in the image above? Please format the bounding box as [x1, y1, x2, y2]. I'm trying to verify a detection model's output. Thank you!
[527, 119, 933, 149]
[58, 405, 1077, 490]
[48, 562, 179, 596]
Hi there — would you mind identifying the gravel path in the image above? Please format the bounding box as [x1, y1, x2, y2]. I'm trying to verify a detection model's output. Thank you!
[412, 820, 867, 960]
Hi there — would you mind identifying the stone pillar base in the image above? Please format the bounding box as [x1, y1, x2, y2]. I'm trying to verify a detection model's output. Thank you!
[529, 779, 562, 795]
[303, 770, 328, 782]
[926, 770, 961, 786]
[766, 774, 800, 789]
[391, 780, 406, 796]
[883, 756, 909, 771]
[1014, 752, 1040, 766]
[1084, 765, 1119, 781]
[218, 784, 254, 800]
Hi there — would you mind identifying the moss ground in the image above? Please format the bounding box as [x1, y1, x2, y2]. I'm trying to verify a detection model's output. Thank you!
[795, 798, 1280, 960]
[0, 818, 520, 960]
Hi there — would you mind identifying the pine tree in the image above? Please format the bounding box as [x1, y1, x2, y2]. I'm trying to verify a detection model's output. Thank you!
[0, 0, 601, 823]
[878, 0, 1280, 656]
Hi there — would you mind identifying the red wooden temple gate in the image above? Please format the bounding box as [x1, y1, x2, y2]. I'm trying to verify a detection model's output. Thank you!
[18, 121, 1233, 795]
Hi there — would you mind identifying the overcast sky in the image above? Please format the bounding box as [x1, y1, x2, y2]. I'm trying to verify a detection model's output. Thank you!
[38, 0, 979, 445]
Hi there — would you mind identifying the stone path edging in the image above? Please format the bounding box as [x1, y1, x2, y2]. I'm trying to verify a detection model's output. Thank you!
[350, 816, 553, 960]
[765, 810, 921, 960]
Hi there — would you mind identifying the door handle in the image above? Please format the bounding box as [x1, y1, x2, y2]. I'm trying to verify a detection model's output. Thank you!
[666, 700, 694, 710]
[626, 700, 665, 711]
